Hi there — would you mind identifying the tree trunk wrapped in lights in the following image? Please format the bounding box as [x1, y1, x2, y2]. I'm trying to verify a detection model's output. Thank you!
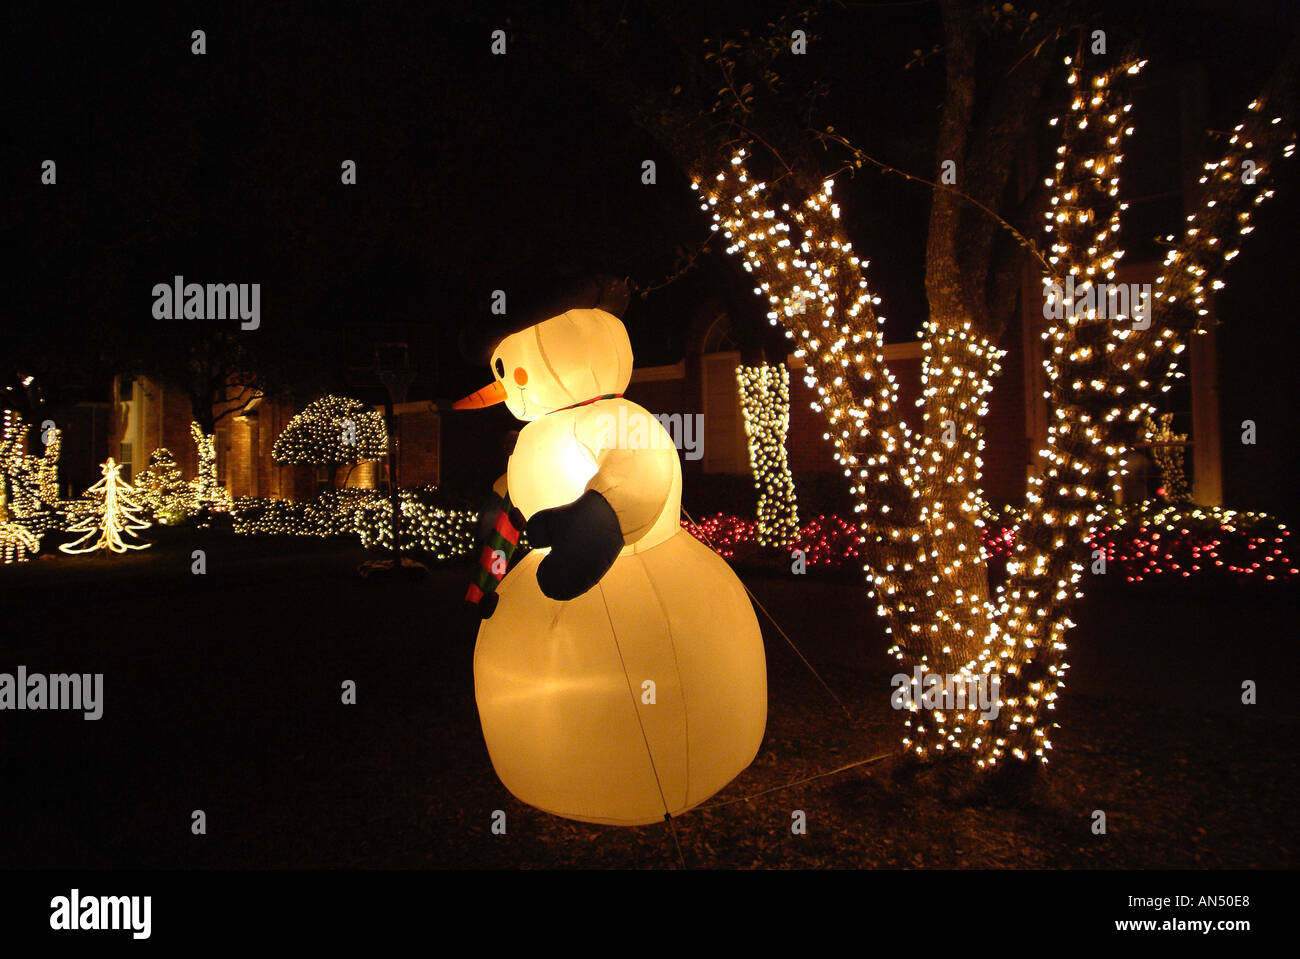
[987, 52, 1296, 765]
[37, 426, 60, 503]
[1, 411, 60, 561]
[1, 411, 44, 518]
[737, 362, 799, 547]
[189, 422, 231, 513]
[1145, 413, 1190, 501]
[694, 49, 1295, 767]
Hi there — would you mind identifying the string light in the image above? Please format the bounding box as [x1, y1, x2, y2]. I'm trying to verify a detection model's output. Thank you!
[1, 410, 61, 562]
[737, 363, 799, 547]
[133, 447, 198, 524]
[0, 516, 40, 563]
[352, 493, 478, 560]
[696, 146, 1007, 762]
[59, 458, 152, 554]
[678, 513, 862, 566]
[692, 48, 1293, 767]
[190, 422, 231, 514]
[230, 487, 479, 561]
[270, 395, 388, 471]
[1144, 413, 1189, 501]
[681, 505, 1294, 583]
[1, 410, 44, 519]
[231, 489, 372, 538]
[680, 513, 756, 559]
[38, 427, 60, 504]
[1154, 94, 1295, 343]
[986, 52, 1293, 766]
[1087, 503, 1294, 582]
[983, 54, 1155, 765]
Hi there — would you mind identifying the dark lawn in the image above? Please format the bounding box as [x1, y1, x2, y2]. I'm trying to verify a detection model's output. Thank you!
[1, 531, 1295, 869]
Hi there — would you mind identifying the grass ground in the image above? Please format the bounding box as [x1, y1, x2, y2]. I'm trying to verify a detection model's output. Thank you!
[1, 531, 1294, 869]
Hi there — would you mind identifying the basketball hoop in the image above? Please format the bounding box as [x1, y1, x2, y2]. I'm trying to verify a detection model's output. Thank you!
[378, 369, 416, 405]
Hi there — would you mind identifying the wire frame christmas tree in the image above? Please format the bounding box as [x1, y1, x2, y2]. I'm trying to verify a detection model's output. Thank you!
[59, 458, 152, 554]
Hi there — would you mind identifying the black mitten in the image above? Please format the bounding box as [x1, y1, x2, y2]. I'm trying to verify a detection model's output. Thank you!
[529, 490, 623, 601]
[477, 591, 500, 619]
[462, 590, 499, 623]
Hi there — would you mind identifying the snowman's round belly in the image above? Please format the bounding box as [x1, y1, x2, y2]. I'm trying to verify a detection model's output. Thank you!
[473, 530, 767, 826]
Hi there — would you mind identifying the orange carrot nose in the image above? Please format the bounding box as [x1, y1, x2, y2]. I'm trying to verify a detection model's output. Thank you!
[454, 380, 509, 409]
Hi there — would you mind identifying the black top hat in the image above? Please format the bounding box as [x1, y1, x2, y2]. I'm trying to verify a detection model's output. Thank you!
[459, 273, 630, 365]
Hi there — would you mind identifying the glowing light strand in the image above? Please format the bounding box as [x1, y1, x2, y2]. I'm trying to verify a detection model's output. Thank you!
[692, 49, 1293, 768]
[737, 363, 800, 547]
[59, 458, 152, 554]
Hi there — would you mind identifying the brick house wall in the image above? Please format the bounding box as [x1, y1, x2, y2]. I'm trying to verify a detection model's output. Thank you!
[392, 407, 440, 488]
[107, 376, 380, 502]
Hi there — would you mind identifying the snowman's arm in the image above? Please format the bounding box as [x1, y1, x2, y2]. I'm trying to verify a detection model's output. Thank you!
[583, 444, 677, 546]
[528, 490, 623, 601]
[527, 425, 676, 602]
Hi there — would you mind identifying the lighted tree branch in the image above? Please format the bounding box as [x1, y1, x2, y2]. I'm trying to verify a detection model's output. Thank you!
[695, 45, 1295, 768]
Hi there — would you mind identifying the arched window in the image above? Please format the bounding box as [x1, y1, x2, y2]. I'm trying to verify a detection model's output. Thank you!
[702, 312, 741, 354]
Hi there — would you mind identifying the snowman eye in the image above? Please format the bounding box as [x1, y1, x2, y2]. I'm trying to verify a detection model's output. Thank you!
[494, 358, 505, 378]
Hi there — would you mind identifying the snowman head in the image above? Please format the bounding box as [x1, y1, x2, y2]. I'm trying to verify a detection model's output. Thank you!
[459, 309, 633, 421]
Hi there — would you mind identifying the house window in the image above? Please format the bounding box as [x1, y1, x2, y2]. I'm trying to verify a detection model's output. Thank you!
[117, 378, 134, 402]
[702, 313, 741, 354]
[119, 442, 133, 478]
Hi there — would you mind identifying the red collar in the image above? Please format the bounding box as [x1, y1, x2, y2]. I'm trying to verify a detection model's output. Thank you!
[555, 392, 623, 413]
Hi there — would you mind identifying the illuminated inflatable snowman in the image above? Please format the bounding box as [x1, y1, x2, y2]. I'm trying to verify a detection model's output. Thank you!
[456, 276, 767, 826]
